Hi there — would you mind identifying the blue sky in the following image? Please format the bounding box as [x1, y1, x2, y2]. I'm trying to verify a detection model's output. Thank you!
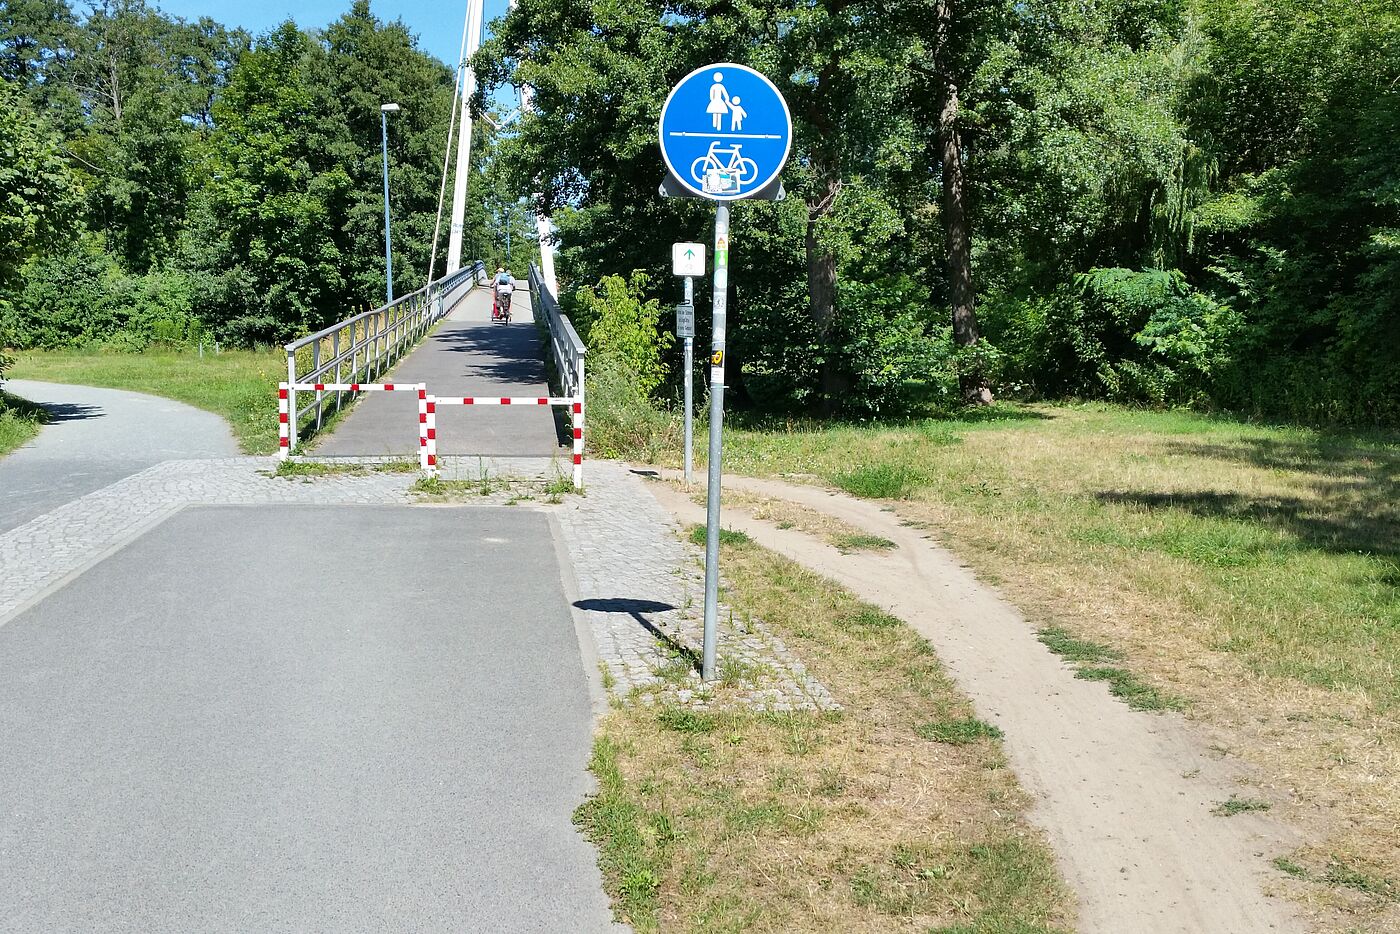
[154, 0, 514, 70]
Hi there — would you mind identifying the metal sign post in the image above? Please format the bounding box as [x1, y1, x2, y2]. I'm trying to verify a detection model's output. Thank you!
[672, 242, 703, 485]
[677, 288, 695, 485]
[659, 63, 791, 681]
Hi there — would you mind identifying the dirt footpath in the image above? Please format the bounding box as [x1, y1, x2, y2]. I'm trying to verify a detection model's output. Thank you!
[645, 470, 1304, 934]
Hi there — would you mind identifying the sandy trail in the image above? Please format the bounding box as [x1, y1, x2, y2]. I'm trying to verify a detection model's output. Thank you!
[644, 470, 1304, 934]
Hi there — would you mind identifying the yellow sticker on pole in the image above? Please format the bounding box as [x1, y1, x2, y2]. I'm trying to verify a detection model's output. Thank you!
[711, 350, 724, 366]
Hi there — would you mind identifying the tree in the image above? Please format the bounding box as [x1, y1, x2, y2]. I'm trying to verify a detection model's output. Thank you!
[0, 81, 81, 295]
[0, 80, 81, 366]
[322, 0, 456, 297]
[197, 21, 355, 341]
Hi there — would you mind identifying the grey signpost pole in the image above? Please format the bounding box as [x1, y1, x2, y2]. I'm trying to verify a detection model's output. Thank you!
[683, 274, 694, 485]
[701, 205, 730, 681]
[660, 61, 789, 682]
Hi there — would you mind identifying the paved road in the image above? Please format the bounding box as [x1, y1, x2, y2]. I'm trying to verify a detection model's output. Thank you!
[0, 504, 616, 933]
[0, 379, 238, 534]
[315, 287, 564, 458]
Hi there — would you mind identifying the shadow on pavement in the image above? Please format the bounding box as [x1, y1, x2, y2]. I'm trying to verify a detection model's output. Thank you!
[573, 598, 700, 671]
[38, 402, 103, 422]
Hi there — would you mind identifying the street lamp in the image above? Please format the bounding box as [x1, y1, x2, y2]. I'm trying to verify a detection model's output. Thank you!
[380, 102, 401, 304]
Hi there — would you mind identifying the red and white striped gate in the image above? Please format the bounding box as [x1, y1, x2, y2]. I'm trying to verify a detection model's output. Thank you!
[279, 382, 584, 487]
[423, 395, 583, 488]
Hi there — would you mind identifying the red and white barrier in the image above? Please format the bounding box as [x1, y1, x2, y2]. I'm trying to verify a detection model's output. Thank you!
[278, 381, 426, 460]
[419, 388, 435, 471]
[425, 395, 584, 488]
[432, 397, 575, 406]
[278, 381, 584, 487]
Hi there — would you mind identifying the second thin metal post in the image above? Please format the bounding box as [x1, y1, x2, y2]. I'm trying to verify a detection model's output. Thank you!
[683, 274, 694, 485]
[701, 205, 730, 681]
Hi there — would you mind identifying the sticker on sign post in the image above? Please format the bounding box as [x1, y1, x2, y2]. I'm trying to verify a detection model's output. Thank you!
[676, 302, 695, 338]
[673, 243, 705, 277]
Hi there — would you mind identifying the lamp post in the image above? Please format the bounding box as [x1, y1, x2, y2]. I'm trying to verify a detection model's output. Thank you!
[380, 102, 401, 304]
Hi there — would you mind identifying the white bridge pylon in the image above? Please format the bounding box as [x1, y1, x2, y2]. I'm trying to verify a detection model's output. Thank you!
[444, 0, 559, 296]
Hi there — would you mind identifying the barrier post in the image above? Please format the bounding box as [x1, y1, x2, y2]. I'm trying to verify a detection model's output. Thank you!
[572, 400, 584, 489]
[284, 352, 297, 454]
[278, 384, 290, 459]
[419, 387, 436, 473]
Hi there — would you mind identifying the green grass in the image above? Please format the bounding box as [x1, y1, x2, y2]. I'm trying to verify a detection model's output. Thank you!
[688, 524, 750, 547]
[1075, 666, 1184, 712]
[573, 736, 665, 929]
[0, 390, 48, 456]
[916, 717, 1006, 745]
[12, 347, 284, 454]
[575, 532, 1072, 932]
[832, 532, 898, 552]
[270, 459, 417, 478]
[641, 399, 1400, 910]
[1036, 626, 1183, 711]
[1037, 627, 1123, 665]
[1212, 795, 1272, 817]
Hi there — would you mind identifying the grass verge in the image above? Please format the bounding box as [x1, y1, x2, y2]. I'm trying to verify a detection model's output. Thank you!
[646, 400, 1400, 925]
[576, 534, 1072, 932]
[12, 347, 284, 454]
[0, 390, 49, 456]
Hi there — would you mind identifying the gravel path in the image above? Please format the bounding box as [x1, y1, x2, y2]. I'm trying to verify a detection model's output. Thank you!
[0, 379, 237, 533]
[647, 471, 1305, 934]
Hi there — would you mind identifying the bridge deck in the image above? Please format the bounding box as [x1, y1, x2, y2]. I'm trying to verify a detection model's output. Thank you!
[314, 286, 563, 458]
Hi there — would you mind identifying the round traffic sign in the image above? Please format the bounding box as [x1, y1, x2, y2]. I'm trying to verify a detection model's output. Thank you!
[658, 62, 792, 201]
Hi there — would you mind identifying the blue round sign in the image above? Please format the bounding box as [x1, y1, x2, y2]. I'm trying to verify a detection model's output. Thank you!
[659, 63, 792, 201]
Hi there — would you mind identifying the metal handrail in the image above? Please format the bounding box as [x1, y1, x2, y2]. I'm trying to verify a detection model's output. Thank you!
[530, 263, 586, 404]
[282, 261, 486, 452]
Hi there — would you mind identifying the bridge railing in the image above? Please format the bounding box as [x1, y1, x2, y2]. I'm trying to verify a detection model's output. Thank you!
[530, 263, 586, 407]
[282, 261, 486, 453]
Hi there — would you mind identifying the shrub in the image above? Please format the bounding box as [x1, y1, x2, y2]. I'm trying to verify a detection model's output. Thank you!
[570, 272, 674, 400]
[5, 237, 203, 349]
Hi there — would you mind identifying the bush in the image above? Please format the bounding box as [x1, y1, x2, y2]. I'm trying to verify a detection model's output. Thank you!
[986, 268, 1240, 407]
[584, 355, 682, 463]
[570, 272, 674, 400]
[834, 274, 957, 414]
[4, 237, 203, 350]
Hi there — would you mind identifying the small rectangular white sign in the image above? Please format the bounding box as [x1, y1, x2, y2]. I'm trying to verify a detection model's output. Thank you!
[672, 242, 706, 278]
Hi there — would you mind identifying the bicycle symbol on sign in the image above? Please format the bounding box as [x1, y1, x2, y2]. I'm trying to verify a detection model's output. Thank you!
[690, 141, 759, 194]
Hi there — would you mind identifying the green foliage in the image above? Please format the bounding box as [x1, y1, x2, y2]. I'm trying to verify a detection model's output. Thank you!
[571, 272, 673, 400]
[1, 0, 489, 350]
[915, 717, 1005, 745]
[0, 79, 80, 295]
[6, 236, 200, 349]
[581, 352, 681, 462]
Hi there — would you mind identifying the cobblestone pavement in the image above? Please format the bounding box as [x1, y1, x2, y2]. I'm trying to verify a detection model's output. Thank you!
[555, 462, 837, 712]
[2, 457, 834, 711]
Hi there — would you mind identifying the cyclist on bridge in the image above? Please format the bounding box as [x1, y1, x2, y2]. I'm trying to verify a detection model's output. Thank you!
[492, 268, 515, 322]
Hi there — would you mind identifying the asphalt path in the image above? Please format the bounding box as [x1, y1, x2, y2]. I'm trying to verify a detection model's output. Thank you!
[0, 379, 237, 533]
[314, 287, 565, 458]
[0, 504, 616, 933]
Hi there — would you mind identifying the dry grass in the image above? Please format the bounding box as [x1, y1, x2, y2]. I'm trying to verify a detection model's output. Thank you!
[576, 536, 1073, 933]
[686, 484, 897, 554]
[691, 403, 1400, 931]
